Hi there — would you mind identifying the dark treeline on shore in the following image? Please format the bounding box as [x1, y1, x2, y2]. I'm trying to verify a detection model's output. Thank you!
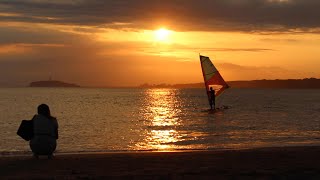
[27, 78, 320, 88]
[139, 78, 320, 89]
[29, 80, 80, 87]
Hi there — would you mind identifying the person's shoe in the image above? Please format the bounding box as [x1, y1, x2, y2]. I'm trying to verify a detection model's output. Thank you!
[33, 154, 39, 159]
[48, 154, 54, 159]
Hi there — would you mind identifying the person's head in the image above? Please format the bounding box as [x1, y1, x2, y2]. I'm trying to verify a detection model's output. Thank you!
[210, 87, 213, 91]
[37, 104, 51, 118]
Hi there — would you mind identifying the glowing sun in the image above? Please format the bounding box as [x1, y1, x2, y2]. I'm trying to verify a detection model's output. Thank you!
[154, 28, 171, 42]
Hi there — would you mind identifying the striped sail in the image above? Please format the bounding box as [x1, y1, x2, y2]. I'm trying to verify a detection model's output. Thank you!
[200, 55, 229, 104]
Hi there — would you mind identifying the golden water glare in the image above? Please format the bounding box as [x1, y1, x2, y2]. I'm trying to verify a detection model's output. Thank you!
[136, 89, 183, 150]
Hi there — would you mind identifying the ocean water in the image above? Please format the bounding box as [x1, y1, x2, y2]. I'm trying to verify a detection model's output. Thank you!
[0, 88, 319, 155]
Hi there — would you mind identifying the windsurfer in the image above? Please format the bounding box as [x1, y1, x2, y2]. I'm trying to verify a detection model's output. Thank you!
[200, 55, 229, 111]
[209, 87, 215, 110]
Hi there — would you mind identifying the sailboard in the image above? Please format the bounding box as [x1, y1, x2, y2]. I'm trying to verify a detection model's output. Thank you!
[199, 55, 229, 108]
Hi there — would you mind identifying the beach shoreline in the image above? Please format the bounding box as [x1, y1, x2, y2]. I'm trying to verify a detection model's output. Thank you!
[1, 146, 320, 179]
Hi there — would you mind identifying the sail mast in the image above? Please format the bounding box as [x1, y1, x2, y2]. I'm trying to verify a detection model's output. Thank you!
[199, 54, 211, 104]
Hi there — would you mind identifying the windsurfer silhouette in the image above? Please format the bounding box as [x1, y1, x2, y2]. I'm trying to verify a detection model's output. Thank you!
[209, 87, 215, 110]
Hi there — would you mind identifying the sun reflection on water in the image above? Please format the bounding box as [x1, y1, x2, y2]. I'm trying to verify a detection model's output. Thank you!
[135, 89, 184, 151]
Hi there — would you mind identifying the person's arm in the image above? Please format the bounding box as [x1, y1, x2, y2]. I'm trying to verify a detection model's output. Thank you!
[55, 128, 59, 139]
[53, 118, 59, 139]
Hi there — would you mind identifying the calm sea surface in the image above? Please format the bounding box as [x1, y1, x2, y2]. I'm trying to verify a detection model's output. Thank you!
[0, 88, 319, 155]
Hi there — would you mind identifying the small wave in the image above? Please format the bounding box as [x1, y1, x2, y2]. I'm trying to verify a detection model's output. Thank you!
[0, 150, 31, 157]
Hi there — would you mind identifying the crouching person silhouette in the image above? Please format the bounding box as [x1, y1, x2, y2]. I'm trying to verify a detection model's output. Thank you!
[30, 104, 58, 159]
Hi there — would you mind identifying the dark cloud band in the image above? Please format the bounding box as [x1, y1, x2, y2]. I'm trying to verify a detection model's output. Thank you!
[0, 0, 320, 32]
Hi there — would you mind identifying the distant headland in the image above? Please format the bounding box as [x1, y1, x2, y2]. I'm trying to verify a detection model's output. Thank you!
[139, 78, 320, 89]
[29, 80, 80, 87]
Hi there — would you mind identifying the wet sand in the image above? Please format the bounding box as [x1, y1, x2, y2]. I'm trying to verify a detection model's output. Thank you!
[1, 146, 320, 179]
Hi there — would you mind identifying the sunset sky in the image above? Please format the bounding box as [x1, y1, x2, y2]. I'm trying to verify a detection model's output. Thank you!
[0, 0, 319, 87]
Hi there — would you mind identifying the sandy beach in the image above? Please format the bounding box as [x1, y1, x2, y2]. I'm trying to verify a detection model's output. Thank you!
[1, 146, 320, 179]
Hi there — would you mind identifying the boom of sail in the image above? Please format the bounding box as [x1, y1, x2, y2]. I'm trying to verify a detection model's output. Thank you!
[200, 55, 229, 105]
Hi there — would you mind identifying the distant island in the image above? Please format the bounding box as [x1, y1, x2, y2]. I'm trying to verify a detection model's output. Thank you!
[139, 78, 320, 89]
[29, 80, 80, 87]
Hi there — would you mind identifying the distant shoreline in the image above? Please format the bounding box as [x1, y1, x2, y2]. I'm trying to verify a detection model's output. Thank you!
[29, 80, 80, 88]
[1, 78, 320, 89]
[138, 78, 320, 89]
